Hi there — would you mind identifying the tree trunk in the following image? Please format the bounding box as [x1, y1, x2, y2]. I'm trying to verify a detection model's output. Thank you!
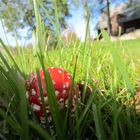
[106, 0, 111, 35]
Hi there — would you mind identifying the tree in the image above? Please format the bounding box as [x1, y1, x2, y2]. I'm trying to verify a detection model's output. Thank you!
[70, 0, 113, 35]
[0, 0, 70, 39]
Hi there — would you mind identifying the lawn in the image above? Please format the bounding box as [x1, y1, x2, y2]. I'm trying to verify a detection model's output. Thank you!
[0, 1, 140, 139]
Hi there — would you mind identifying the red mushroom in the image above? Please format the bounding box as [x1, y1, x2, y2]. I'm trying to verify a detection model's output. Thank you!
[26, 68, 81, 124]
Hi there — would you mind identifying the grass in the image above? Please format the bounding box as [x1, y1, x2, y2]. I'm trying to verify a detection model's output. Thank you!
[0, 0, 140, 139]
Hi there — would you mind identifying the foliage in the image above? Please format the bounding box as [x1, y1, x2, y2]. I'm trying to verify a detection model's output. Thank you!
[0, 0, 70, 38]
[0, 0, 140, 139]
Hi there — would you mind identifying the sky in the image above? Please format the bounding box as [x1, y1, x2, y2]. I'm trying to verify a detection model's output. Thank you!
[0, 4, 98, 46]
[0, 0, 128, 47]
[0, 5, 86, 46]
[67, 5, 98, 41]
[0, 21, 30, 47]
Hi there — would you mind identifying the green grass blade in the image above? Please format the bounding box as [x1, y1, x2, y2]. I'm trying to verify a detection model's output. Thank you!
[0, 38, 22, 75]
[77, 91, 95, 129]
[81, 14, 90, 74]
[33, 0, 45, 56]
[101, 30, 134, 93]
[36, 69, 51, 133]
[0, 51, 29, 140]
[28, 120, 51, 140]
[92, 104, 105, 140]
[0, 109, 22, 134]
[39, 0, 63, 65]
[14, 31, 26, 77]
[18, 83, 30, 140]
[0, 133, 7, 140]
[68, 89, 96, 139]
[62, 55, 78, 138]
[0, 19, 10, 49]
[37, 54, 62, 139]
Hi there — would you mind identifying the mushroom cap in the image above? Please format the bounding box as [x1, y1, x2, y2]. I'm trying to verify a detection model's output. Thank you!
[26, 68, 81, 123]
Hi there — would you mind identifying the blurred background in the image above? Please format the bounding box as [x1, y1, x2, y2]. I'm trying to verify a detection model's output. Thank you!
[0, 0, 140, 47]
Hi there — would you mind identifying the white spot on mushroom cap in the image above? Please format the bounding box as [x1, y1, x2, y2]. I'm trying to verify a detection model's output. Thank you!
[32, 104, 41, 111]
[63, 84, 66, 88]
[67, 76, 71, 79]
[55, 90, 60, 96]
[58, 69, 62, 74]
[31, 89, 36, 96]
[62, 90, 67, 95]
[29, 75, 35, 84]
[74, 94, 77, 99]
[59, 98, 64, 102]
[66, 82, 69, 88]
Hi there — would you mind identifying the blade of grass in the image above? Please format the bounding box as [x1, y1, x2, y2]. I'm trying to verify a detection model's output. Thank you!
[0, 19, 10, 49]
[111, 102, 121, 140]
[0, 133, 6, 140]
[18, 81, 30, 140]
[52, 0, 63, 66]
[0, 38, 22, 75]
[62, 55, 78, 138]
[81, 14, 90, 75]
[3, 94, 16, 133]
[36, 69, 51, 133]
[39, 0, 63, 65]
[102, 30, 135, 139]
[33, 1, 63, 138]
[68, 89, 97, 140]
[0, 51, 29, 140]
[28, 120, 51, 140]
[0, 109, 22, 134]
[81, 56, 91, 103]
[101, 30, 134, 93]
[92, 104, 106, 140]
[33, 0, 45, 56]
[14, 31, 26, 78]
[38, 53, 62, 139]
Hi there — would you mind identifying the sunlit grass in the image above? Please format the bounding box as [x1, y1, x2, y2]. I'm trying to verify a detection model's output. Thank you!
[0, 0, 140, 139]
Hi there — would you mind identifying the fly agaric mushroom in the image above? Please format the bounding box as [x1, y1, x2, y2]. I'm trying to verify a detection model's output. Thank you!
[26, 68, 81, 124]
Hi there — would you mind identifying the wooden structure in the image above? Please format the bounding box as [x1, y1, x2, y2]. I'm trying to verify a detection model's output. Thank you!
[95, 2, 140, 37]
